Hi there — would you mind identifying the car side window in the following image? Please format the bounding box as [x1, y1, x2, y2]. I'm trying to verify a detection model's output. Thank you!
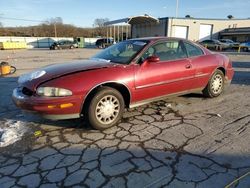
[153, 41, 187, 61]
[139, 41, 187, 63]
[184, 42, 204, 57]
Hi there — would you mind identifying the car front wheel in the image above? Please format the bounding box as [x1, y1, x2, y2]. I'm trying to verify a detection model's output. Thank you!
[87, 87, 124, 130]
[203, 69, 225, 98]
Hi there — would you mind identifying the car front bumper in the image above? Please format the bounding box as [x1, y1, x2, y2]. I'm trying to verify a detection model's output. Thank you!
[12, 88, 82, 120]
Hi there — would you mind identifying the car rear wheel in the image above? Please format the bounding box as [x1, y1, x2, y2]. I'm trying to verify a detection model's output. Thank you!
[203, 69, 225, 98]
[87, 87, 124, 130]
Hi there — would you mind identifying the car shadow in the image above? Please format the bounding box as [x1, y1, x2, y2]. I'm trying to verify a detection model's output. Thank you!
[182, 93, 204, 99]
[233, 61, 250, 69]
[231, 61, 250, 86]
[232, 71, 250, 85]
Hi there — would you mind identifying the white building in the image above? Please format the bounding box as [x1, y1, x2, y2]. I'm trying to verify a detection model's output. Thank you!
[106, 15, 250, 42]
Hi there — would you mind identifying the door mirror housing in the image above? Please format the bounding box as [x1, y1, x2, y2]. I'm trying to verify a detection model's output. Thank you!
[144, 55, 160, 64]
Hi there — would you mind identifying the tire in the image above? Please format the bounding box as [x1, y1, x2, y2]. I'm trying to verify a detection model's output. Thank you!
[202, 69, 225, 98]
[70, 45, 74, 49]
[87, 87, 125, 130]
[98, 43, 104, 49]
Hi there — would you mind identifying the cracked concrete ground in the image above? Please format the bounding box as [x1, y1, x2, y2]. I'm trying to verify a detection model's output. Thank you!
[0, 49, 250, 188]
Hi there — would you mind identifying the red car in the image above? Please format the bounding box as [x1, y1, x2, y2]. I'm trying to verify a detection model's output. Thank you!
[12, 37, 234, 130]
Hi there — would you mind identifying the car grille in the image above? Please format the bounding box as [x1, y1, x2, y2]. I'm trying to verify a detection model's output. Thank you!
[22, 87, 33, 96]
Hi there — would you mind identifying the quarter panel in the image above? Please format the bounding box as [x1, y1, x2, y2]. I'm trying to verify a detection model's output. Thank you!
[190, 54, 220, 88]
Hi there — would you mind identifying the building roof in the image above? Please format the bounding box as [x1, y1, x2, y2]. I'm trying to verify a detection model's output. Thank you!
[127, 15, 159, 24]
[104, 15, 159, 25]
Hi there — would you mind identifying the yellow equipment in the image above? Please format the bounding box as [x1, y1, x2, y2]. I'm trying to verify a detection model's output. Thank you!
[0, 62, 16, 75]
[0, 41, 27, 50]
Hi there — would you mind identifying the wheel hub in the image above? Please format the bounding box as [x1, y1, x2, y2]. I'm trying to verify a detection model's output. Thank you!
[101, 101, 115, 118]
[213, 79, 220, 90]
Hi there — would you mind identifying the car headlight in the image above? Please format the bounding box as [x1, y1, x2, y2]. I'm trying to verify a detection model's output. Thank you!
[18, 70, 46, 84]
[36, 87, 72, 97]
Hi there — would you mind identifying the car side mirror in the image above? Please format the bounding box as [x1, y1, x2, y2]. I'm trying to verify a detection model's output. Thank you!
[144, 55, 160, 64]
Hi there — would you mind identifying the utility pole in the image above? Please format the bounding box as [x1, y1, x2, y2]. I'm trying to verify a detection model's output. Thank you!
[175, 0, 179, 18]
[54, 23, 57, 38]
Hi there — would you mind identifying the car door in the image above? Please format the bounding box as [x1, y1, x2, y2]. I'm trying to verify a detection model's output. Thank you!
[133, 40, 196, 102]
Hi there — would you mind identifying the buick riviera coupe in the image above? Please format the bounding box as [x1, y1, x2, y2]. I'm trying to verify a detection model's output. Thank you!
[12, 37, 234, 130]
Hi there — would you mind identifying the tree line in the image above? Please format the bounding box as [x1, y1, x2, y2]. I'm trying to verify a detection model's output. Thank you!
[0, 18, 110, 38]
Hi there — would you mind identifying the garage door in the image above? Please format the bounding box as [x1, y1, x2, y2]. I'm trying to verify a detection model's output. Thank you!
[199, 24, 212, 41]
[173, 26, 188, 39]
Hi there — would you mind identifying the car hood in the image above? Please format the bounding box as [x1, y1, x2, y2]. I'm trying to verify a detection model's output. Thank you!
[43, 59, 113, 76]
[20, 59, 115, 90]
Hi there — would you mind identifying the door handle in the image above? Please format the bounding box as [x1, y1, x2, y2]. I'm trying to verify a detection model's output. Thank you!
[185, 64, 192, 69]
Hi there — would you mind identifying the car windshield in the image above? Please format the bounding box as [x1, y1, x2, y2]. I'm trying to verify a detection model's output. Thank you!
[91, 40, 148, 64]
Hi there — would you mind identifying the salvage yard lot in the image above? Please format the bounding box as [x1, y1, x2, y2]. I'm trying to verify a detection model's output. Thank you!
[0, 49, 250, 187]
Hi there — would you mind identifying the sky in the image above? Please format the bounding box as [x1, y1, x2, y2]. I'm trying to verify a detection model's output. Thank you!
[0, 0, 250, 27]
